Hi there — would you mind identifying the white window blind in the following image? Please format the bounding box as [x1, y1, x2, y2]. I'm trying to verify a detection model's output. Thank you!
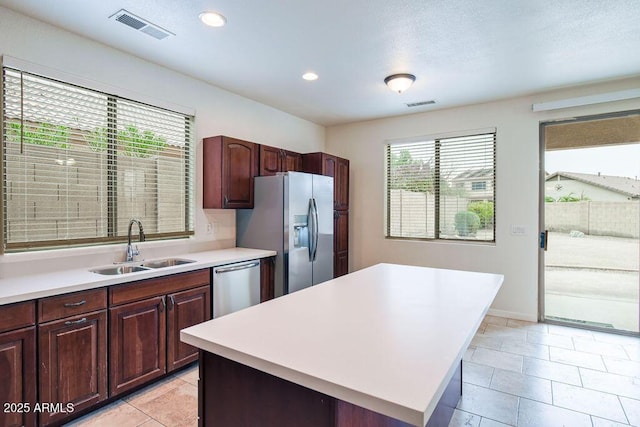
[2, 67, 194, 252]
[386, 131, 496, 242]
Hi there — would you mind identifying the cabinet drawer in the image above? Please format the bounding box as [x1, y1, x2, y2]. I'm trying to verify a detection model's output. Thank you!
[38, 288, 107, 323]
[0, 300, 35, 333]
[110, 269, 210, 306]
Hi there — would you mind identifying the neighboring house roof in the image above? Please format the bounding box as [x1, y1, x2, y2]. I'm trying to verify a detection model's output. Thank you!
[454, 168, 493, 180]
[546, 171, 640, 198]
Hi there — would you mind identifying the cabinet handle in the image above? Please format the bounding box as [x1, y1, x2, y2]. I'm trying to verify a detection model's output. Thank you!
[168, 295, 175, 311]
[64, 300, 86, 308]
[224, 195, 229, 206]
[160, 296, 166, 312]
[64, 317, 87, 326]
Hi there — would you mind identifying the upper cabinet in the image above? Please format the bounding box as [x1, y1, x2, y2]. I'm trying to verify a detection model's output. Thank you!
[302, 153, 350, 210]
[259, 145, 302, 176]
[203, 136, 259, 209]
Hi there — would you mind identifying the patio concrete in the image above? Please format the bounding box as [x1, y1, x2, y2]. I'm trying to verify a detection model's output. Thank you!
[544, 232, 639, 332]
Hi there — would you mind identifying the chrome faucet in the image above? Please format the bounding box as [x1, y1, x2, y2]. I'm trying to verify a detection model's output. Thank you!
[126, 219, 145, 262]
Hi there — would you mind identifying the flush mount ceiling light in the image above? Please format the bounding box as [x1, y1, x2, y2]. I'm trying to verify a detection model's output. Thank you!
[302, 72, 319, 81]
[384, 73, 416, 94]
[199, 11, 227, 27]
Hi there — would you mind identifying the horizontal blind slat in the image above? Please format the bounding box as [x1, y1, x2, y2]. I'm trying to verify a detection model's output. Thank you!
[386, 132, 495, 242]
[3, 66, 195, 251]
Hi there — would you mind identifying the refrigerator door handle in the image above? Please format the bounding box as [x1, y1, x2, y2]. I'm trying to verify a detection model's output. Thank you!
[308, 198, 318, 262]
[311, 198, 319, 261]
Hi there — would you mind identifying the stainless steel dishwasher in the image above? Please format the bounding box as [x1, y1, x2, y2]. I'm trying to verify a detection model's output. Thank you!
[212, 260, 261, 317]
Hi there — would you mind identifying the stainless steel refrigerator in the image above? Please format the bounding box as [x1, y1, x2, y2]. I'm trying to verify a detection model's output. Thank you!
[236, 171, 334, 297]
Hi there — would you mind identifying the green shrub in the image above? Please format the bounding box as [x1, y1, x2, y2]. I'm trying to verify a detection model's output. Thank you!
[455, 211, 480, 236]
[468, 201, 494, 228]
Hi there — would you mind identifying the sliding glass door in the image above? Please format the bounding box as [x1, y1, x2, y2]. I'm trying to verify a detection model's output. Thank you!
[540, 112, 640, 334]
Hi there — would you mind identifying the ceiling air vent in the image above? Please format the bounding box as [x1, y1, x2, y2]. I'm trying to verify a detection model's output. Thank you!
[109, 9, 175, 40]
[406, 100, 436, 108]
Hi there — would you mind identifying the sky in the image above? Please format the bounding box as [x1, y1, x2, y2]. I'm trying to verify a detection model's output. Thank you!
[545, 144, 640, 179]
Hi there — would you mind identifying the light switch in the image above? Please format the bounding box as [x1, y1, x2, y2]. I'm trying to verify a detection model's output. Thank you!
[511, 225, 527, 235]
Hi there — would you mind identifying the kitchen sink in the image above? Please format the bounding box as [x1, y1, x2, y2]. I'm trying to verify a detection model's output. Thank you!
[141, 258, 196, 269]
[90, 258, 196, 275]
[90, 265, 151, 275]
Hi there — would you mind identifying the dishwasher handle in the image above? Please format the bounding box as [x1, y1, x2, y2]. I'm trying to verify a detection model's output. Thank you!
[215, 261, 260, 274]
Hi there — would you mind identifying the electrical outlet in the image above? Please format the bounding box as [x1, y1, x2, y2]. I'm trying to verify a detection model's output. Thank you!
[206, 223, 213, 234]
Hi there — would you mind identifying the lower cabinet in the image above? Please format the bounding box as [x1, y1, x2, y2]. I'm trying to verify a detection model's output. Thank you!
[38, 311, 107, 426]
[0, 328, 36, 427]
[0, 300, 36, 427]
[109, 296, 167, 396]
[260, 257, 276, 302]
[109, 269, 211, 397]
[167, 286, 211, 371]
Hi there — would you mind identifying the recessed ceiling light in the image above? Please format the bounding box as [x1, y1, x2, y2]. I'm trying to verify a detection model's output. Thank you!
[302, 72, 318, 81]
[199, 11, 227, 27]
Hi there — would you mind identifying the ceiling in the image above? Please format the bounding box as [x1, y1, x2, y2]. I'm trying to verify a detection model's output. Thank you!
[1, 0, 640, 126]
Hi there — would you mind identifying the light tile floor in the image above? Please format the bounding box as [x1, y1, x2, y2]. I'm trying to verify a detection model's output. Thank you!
[66, 366, 199, 427]
[67, 315, 640, 427]
[453, 316, 640, 427]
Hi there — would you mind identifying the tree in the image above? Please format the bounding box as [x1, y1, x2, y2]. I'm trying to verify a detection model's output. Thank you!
[7, 121, 70, 148]
[389, 149, 462, 195]
[389, 149, 435, 193]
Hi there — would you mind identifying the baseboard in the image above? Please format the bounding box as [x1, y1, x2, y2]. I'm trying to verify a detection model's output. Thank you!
[487, 308, 537, 322]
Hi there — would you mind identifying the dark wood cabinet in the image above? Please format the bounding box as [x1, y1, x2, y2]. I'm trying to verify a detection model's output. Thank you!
[0, 301, 36, 427]
[334, 210, 349, 277]
[203, 136, 259, 209]
[109, 296, 166, 396]
[282, 150, 303, 173]
[260, 257, 276, 302]
[259, 145, 302, 176]
[38, 311, 107, 426]
[303, 152, 350, 277]
[109, 269, 210, 397]
[167, 285, 210, 372]
[302, 153, 349, 211]
[334, 157, 350, 211]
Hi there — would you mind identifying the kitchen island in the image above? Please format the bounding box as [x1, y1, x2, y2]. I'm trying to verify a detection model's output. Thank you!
[180, 263, 503, 427]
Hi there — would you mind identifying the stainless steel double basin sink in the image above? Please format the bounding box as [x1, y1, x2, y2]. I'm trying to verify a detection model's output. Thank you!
[90, 258, 196, 275]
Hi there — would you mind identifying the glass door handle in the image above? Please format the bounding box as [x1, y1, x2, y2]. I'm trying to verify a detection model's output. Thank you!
[539, 230, 548, 251]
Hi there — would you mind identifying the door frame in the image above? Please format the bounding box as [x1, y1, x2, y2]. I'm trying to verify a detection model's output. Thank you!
[538, 109, 640, 335]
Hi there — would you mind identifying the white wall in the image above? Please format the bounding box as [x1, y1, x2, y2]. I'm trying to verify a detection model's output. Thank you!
[326, 77, 640, 321]
[0, 7, 325, 278]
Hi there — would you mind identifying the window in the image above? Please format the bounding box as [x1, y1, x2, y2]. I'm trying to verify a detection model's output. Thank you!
[471, 181, 487, 191]
[385, 131, 495, 242]
[2, 67, 194, 252]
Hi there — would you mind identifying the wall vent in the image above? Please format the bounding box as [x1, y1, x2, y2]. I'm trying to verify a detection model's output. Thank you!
[406, 100, 436, 108]
[109, 9, 175, 40]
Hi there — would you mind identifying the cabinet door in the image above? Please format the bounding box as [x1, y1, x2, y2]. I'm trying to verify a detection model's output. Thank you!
[222, 138, 258, 208]
[334, 157, 350, 210]
[282, 150, 302, 172]
[322, 154, 337, 178]
[167, 286, 211, 372]
[260, 257, 275, 302]
[259, 145, 282, 176]
[0, 327, 36, 427]
[334, 210, 349, 277]
[38, 311, 107, 426]
[109, 297, 166, 396]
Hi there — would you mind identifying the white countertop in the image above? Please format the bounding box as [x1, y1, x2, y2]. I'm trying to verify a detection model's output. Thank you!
[181, 263, 503, 427]
[0, 247, 275, 306]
